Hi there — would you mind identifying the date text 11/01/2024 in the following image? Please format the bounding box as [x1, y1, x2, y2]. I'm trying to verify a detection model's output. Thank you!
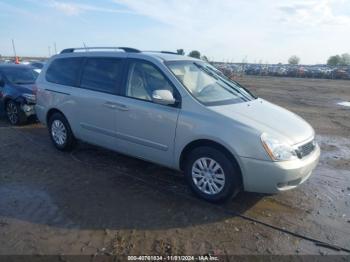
[127, 255, 219, 261]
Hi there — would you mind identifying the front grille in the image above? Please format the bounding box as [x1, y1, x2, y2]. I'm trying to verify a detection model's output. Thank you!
[297, 140, 316, 158]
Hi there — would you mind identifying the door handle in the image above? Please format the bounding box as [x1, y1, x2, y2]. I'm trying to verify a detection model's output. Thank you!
[104, 102, 129, 111]
[103, 102, 117, 109]
[115, 103, 129, 111]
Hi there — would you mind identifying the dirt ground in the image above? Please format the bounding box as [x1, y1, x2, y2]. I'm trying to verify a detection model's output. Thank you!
[0, 76, 349, 257]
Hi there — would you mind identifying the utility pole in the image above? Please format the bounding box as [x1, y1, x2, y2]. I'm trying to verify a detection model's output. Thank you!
[54, 42, 57, 55]
[12, 39, 17, 58]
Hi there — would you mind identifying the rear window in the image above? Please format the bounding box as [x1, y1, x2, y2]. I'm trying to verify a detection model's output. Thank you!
[80, 58, 123, 93]
[46, 58, 83, 86]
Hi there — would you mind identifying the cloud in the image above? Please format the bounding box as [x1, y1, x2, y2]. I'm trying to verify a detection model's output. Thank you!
[51, 2, 82, 15]
[114, 0, 206, 27]
[48, 0, 135, 16]
[111, 0, 274, 61]
[3, 0, 349, 63]
[2, 1, 48, 18]
[278, 0, 350, 26]
[111, 0, 262, 44]
[109, 0, 350, 63]
[113, 0, 350, 29]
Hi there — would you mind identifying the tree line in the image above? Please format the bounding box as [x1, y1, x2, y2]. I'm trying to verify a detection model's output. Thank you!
[176, 49, 209, 62]
[285, 54, 350, 66]
[327, 53, 350, 66]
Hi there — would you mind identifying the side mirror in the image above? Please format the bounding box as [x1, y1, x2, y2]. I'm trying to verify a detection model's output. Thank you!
[152, 90, 176, 105]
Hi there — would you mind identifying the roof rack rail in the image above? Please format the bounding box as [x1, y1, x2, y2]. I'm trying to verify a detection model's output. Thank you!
[143, 50, 180, 55]
[60, 47, 141, 54]
[160, 51, 179, 55]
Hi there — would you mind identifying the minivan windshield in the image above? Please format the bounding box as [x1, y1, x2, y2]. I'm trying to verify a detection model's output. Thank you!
[166, 61, 256, 106]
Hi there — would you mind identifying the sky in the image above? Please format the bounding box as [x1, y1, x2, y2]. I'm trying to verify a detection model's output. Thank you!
[0, 0, 349, 64]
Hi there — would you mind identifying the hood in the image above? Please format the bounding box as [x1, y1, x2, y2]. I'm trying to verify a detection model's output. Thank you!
[11, 83, 36, 94]
[210, 98, 314, 145]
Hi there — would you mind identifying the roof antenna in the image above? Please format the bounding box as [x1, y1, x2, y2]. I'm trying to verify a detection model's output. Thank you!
[83, 42, 88, 51]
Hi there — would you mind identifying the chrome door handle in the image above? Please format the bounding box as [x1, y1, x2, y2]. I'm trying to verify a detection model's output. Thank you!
[103, 102, 117, 109]
[115, 103, 129, 111]
[104, 102, 129, 111]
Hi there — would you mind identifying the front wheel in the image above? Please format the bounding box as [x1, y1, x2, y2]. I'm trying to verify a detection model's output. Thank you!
[184, 147, 241, 202]
[6, 100, 27, 125]
[48, 113, 76, 151]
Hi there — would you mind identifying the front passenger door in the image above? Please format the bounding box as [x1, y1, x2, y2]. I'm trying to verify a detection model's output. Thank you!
[115, 59, 180, 167]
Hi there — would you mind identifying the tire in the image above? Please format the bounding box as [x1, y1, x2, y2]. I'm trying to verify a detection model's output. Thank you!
[6, 100, 27, 125]
[48, 112, 76, 151]
[184, 146, 241, 202]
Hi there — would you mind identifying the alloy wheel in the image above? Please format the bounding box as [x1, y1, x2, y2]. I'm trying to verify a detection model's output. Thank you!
[51, 120, 67, 146]
[6, 102, 18, 124]
[191, 157, 226, 195]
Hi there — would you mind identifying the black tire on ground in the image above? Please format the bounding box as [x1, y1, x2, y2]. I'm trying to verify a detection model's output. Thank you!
[184, 146, 241, 202]
[48, 112, 76, 151]
[6, 100, 27, 125]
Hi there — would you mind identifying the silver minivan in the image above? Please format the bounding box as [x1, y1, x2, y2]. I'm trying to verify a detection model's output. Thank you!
[35, 47, 320, 202]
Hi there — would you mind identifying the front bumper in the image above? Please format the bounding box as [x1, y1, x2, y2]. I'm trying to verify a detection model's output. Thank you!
[240, 144, 320, 193]
[21, 103, 36, 117]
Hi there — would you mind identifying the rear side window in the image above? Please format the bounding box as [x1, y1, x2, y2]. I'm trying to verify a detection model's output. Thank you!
[46, 58, 83, 86]
[80, 58, 123, 94]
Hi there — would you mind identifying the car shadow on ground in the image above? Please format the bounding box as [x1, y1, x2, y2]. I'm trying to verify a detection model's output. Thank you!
[0, 118, 266, 231]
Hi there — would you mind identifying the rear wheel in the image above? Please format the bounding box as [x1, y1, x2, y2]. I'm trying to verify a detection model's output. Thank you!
[48, 113, 76, 151]
[6, 100, 27, 125]
[184, 146, 241, 202]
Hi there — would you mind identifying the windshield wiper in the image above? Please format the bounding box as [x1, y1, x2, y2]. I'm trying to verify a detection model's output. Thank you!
[205, 64, 258, 99]
[194, 63, 251, 101]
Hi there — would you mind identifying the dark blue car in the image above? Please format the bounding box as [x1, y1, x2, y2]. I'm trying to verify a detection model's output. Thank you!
[0, 64, 38, 125]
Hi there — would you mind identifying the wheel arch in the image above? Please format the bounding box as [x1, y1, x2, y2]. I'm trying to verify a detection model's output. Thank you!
[46, 108, 65, 125]
[3, 96, 14, 109]
[3, 97, 10, 110]
[179, 139, 243, 184]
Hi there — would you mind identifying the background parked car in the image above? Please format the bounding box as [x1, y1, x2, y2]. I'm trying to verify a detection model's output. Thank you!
[29, 61, 46, 74]
[0, 64, 38, 125]
[213, 63, 350, 80]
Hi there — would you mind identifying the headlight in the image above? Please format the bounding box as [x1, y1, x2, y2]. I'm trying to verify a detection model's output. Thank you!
[22, 93, 36, 103]
[261, 133, 298, 161]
